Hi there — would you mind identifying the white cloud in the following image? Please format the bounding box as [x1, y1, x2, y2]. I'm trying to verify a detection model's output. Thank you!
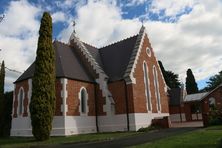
[125, 0, 146, 7]
[59, 0, 141, 47]
[2, 0, 222, 91]
[150, 0, 195, 17]
[0, 0, 41, 91]
[52, 11, 66, 23]
[58, 0, 222, 87]
[146, 0, 222, 82]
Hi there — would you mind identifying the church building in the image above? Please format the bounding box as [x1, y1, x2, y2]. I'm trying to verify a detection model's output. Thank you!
[11, 26, 170, 136]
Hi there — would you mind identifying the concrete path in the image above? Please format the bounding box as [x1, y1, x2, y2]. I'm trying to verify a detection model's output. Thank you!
[46, 127, 199, 148]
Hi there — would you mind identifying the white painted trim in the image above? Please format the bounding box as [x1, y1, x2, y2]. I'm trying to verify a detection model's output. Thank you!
[128, 31, 146, 84]
[153, 66, 161, 112]
[143, 61, 152, 112]
[129, 113, 169, 131]
[18, 87, 25, 117]
[27, 79, 32, 116]
[78, 87, 89, 116]
[98, 114, 128, 132]
[61, 78, 68, 115]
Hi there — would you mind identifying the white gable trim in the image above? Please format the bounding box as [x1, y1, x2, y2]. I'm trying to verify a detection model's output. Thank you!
[124, 26, 146, 84]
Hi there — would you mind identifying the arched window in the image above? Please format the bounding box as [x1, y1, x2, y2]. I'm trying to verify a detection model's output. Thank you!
[209, 97, 216, 109]
[18, 88, 24, 116]
[153, 66, 161, 111]
[143, 62, 152, 111]
[80, 88, 87, 113]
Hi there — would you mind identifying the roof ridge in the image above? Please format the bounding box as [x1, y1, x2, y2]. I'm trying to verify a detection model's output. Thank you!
[54, 40, 69, 46]
[82, 41, 98, 49]
[99, 34, 138, 49]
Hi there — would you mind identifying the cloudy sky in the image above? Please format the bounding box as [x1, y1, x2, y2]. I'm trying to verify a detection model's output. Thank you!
[0, 0, 222, 91]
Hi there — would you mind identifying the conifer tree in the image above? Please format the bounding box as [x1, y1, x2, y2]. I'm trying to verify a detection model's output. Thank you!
[185, 68, 198, 94]
[158, 61, 181, 88]
[29, 12, 55, 141]
[0, 61, 5, 137]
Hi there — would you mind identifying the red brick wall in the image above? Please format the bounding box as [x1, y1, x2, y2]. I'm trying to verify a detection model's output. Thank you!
[96, 84, 106, 116]
[131, 34, 169, 113]
[66, 79, 96, 116]
[184, 103, 192, 121]
[169, 106, 182, 114]
[13, 80, 29, 118]
[108, 80, 127, 114]
[201, 87, 222, 126]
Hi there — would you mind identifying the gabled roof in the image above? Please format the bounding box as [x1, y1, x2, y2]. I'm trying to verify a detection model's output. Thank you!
[200, 83, 222, 101]
[15, 41, 94, 83]
[15, 27, 143, 84]
[99, 35, 138, 81]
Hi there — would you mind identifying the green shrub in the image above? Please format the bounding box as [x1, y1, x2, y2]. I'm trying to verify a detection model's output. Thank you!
[209, 108, 222, 126]
[137, 125, 162, 132]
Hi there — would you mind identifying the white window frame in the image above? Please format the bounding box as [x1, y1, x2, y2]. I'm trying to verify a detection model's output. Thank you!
[153, 66, 161, 112]
[146, 47, 152, 57]
[78, 87, 89, 116]
[18, 87, 24, 116]
[143, 61, 152, 112]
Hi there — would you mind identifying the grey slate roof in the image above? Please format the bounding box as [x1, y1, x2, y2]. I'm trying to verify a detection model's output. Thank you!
[99, 35, 138, 81]
[184, 92, 208, 102]
[15, 35, 139, 83]
[15, 41, 94, 83]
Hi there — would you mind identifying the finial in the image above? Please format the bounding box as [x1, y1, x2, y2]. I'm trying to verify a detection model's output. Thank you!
[72, 20, 76, 34]
[69, 20, 77, 44]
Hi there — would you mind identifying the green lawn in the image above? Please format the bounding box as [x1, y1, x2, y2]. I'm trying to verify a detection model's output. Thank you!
[131, 125, 222, 148]
[0, 132, 137, 148]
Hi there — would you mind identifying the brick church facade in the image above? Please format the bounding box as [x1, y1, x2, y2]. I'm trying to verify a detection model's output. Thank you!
[11, 26, 170, 136]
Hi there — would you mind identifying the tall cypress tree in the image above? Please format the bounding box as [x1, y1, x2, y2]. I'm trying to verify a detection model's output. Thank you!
[185, 68, 198, 94]
[0, 61, 5, 137]
[29, 12, 55, 141]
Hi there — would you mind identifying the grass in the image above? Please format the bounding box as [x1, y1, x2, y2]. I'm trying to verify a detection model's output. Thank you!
[0, 132, 137, 148]
[131, 125, 222, 148]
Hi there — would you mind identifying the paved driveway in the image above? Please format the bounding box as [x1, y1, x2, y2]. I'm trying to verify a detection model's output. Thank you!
[44, 127, 199, 148]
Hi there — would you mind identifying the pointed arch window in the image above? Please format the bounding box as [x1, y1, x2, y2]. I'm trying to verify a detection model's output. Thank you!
[143, 62, 152, 111]
[80, 87, 87, 114]
[18, 87, 24, 116]
[153, 66, 161, 111]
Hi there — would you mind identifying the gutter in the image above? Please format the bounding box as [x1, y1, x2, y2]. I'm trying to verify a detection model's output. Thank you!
[94, 84, 99, 132]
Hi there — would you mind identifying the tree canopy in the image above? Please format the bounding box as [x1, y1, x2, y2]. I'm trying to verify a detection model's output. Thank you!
[158, 61, 181, 89]
[202, 71, 222, 92]
[185, 68, 198, 94]
[29, 12, 55, 141]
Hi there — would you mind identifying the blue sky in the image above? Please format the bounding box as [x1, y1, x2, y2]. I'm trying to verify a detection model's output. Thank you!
[1, 0, 222, 91]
